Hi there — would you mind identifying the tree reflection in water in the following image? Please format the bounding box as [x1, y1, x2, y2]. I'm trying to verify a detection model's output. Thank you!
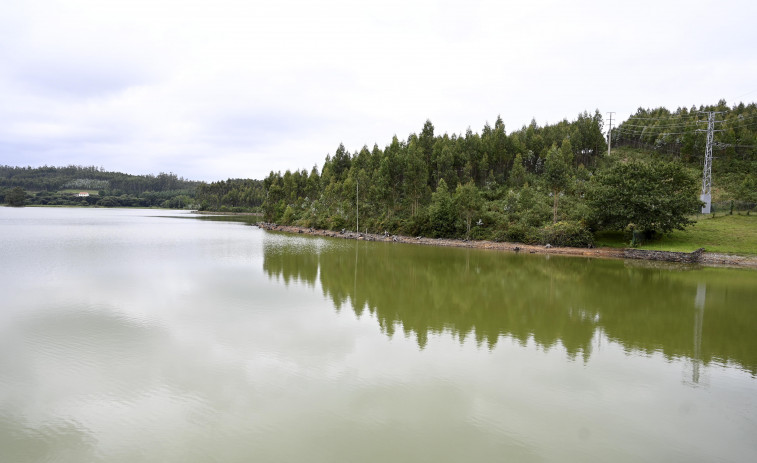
[263, 234, 757, 375]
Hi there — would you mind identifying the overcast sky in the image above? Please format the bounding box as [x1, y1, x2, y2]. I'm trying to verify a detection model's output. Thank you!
[1, 0, 755, 181]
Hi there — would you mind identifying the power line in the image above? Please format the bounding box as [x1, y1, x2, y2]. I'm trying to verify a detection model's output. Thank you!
[616, 115, 757, 133]
[720, 119, 757, 130]
[625, 113, 704, 121]
[619, 121, 702, 129]
[715, 143, 757, 149]
[614, 128, 696, 137]
[620, 113, 757, 129]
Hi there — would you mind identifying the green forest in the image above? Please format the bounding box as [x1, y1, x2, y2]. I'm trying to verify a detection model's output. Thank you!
[256, 101, 756, 246]
[3, 99, 756, 248]
[0, 165, 202, 208]
[0, 164, 268, 210]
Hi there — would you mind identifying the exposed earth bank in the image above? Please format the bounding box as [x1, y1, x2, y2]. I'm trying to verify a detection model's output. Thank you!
[255, 223, 757, 269]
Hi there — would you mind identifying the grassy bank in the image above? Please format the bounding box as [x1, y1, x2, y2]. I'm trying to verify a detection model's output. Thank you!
[595, 214, 757, 255]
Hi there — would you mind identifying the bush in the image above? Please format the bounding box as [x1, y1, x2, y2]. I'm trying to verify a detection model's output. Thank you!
[540, 221, 594, 248]
[400, 211, 431, 237]
[492, 222, 541, 244]
[96, 196, 120, 207]
[325, 215, 347, 231]
[281, 205, 297, 224]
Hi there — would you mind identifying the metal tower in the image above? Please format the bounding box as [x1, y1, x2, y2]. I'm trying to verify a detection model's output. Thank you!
[698, 111, 722, 214]
[700, 112, 714, 213]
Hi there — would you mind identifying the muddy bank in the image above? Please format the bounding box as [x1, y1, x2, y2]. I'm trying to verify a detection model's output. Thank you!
[255, 223, 757, 269]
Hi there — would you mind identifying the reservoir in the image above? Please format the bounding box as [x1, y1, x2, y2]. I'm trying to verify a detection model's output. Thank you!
[1, 207, 756, 462]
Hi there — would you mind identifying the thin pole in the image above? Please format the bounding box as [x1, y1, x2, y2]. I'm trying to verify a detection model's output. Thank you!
[606, 111, 615, 156]
[356, 178, 359, 232]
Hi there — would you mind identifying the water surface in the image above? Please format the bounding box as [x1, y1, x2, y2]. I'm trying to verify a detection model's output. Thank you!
[1, 207, 756, 462]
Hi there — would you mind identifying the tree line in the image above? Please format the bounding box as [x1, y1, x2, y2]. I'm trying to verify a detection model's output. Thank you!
[0, 165, 201, 208]
[196, 179, 266, 212]
[0, 165, 200, 194]
[257, 107, 719, 246]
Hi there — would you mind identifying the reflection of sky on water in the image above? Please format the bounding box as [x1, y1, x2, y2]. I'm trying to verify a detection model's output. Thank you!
[1, 208, 756, 462]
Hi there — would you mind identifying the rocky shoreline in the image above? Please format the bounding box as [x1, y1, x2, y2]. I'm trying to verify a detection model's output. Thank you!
[255, 222, 757, 269]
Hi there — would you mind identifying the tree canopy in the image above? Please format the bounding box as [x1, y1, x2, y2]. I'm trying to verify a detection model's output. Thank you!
[5, 187, 26, 207]
[587, 161, 702, 235]
[249, 101, 755, 247]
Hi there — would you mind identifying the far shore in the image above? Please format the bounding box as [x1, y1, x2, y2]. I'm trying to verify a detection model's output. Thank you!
[255, 222, 757, 269]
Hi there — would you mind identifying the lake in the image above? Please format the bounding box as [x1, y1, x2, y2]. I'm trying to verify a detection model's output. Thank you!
[1, 207, 756, 462]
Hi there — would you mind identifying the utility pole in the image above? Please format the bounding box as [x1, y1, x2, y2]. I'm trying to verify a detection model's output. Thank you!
[697, 111, 723, 214]
[606, 112, 615, 156]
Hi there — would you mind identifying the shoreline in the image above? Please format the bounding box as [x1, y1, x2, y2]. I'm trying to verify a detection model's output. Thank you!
[191, 210, 262, 216]
[256, 222, 757, 269]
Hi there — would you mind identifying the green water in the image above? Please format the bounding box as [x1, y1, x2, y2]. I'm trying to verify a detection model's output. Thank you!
[1, 207, 756, 462]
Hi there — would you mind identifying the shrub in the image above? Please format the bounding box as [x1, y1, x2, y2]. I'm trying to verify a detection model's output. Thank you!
[281, 205, 297, 224]
[540, 221, 594, 248]
[96, 196, 120, 207]
[494, 222, 541, 244]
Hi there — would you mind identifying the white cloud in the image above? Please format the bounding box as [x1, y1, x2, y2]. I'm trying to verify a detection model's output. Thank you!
[1, 0, 756, 180]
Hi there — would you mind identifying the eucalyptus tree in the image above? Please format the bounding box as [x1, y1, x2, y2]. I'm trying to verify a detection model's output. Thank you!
[454, 181, 482, 239]
[544, 145, 570, 223]
[508, 153, 527, 188]
[428, 179, 456, 237]
[403, 138, 429, 217]
[5, 187, 26, 207]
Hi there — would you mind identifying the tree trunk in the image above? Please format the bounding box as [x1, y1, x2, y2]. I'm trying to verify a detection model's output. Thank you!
[553, 189, 559, 223]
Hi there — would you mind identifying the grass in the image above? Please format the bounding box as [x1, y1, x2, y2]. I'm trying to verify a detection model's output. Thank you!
[595, 213, 757, 255]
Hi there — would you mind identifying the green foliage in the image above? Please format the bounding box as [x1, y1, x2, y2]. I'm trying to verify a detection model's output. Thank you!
[454, 181, 483, 239]
[248, 99, 753, 251]
[197, 178, 264, 211]
[587, 160, 702, 235]
[281, 205, 297, 224]
[494, 222, 541, 244]
[612, 101, 757, 203]
[509, 153, 526, 188]
[5, 187, 26, 207]
[0, 165, 200, 209]
[428, 179, 457, 237]
[96, 196, 120, 207]
[0, 165, 199, 196]
[502, 184, 551, 227]
[544, 144, 571, 223]
[540, 221, 594, 248]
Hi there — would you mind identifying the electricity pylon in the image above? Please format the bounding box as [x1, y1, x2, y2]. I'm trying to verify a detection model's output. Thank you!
[697, 111, 723, 214]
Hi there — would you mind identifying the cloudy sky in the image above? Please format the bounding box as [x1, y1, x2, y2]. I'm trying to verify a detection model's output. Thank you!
[1, 0, 755, 181]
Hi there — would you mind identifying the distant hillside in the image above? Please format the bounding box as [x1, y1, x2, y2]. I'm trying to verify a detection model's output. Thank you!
[0, 165, 206, 209]
[0, 165, 201, 195]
